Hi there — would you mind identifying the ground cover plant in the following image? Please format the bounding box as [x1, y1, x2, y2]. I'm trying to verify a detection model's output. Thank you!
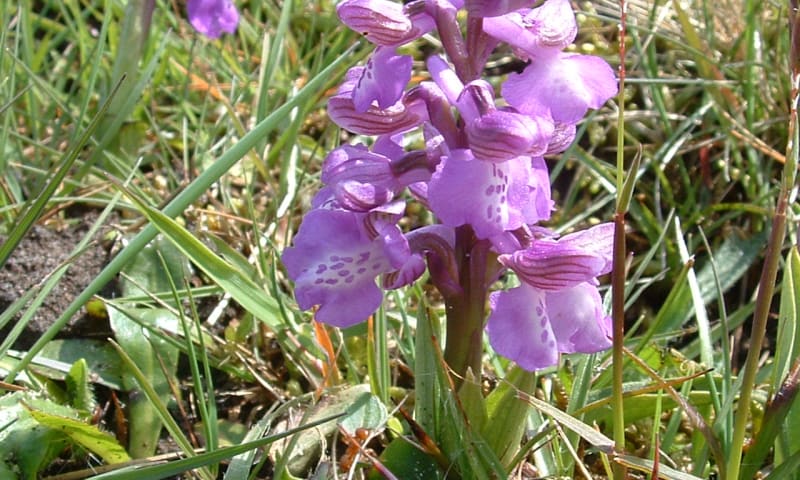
[2, 0, 800, 479]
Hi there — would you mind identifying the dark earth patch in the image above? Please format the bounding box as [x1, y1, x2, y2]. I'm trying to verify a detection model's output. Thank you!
[0, 216, 115, 350]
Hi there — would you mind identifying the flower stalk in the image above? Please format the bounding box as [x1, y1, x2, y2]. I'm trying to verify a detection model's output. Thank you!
[726, 6, 800, 476]
[612, 2, 630, 477]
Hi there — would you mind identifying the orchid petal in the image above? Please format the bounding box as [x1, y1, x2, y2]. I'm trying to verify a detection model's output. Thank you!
[503, 53, 617, 124]
[428, 150, 531, 239]
[546, 283, 612, 353]
[487, 284, 559, 370]
[353, 47, 413, 111]
[282, 209, 400, 327]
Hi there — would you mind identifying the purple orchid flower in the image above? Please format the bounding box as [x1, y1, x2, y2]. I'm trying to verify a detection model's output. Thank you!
[187, 0, 239, 39]
[281, 197, 420, 327]
[284, 0, 618, 374]
[328, 66, 426, 135]
[427, 149, 552, 239]
[483, 0, 618, 124]
[337, 0, 435, 46]
[486, 223, 613, 370]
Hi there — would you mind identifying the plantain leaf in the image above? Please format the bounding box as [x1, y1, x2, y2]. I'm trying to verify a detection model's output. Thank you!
[28, 408, 131, 464]
[108, 306, 180, 458]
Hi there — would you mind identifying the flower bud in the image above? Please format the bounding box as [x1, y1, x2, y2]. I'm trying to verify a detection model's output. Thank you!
[466, 109, 553, 162]
[337, 0, 431, 46]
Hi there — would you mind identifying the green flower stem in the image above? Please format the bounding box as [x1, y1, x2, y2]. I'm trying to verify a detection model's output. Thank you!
[726, 64, 799, 480]
[444, 226, 490, 385]
[612, 2, 630, 479]
[726, 193, 788, 480]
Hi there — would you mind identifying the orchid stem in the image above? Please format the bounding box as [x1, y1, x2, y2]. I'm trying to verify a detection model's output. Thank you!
[612, 2, 630, 479]
[444, 226, 489, 386]
[726, 30, 800, 478]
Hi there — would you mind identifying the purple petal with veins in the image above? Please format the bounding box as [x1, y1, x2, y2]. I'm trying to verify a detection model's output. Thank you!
[353, 47, 412, 112]
[499, 222, 613, 291]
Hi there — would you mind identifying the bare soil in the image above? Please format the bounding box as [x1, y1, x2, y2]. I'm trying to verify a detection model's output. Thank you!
[0, 214, 115, 350]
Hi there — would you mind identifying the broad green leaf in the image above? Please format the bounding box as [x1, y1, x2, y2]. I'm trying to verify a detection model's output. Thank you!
[368, 437, 444, 480]
[582, 391, 715, 426]
[413, 306, 439, 436]
[28, 408, 130, 464]
[339, 390, 388, 436]
[0, 392, 85, 479]
[483, 366, 534, 467]
[37, 339, 126, 390]
[458, 368, 487, 434]
[108, 306, 180, 458]
[271, 384, 382, 475]
[223, 410, 273, 480]
[65, 358, 96, 415]
[119, 235, 192, 301]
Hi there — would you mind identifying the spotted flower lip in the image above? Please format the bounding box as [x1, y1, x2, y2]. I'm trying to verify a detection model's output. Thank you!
[486, 281, 611, 370]
[281, 200, 420, 328]
[187, 0, 239, 39]
[427, 149, 537, 239]
[487, 222, 614, 370]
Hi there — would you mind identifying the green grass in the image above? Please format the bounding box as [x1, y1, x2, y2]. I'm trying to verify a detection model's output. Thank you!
[2, 0, 800, 479]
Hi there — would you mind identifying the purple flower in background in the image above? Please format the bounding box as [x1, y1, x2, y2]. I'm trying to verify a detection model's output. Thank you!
[486, 223, 613, 369]
[187, 0, 239, 39]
